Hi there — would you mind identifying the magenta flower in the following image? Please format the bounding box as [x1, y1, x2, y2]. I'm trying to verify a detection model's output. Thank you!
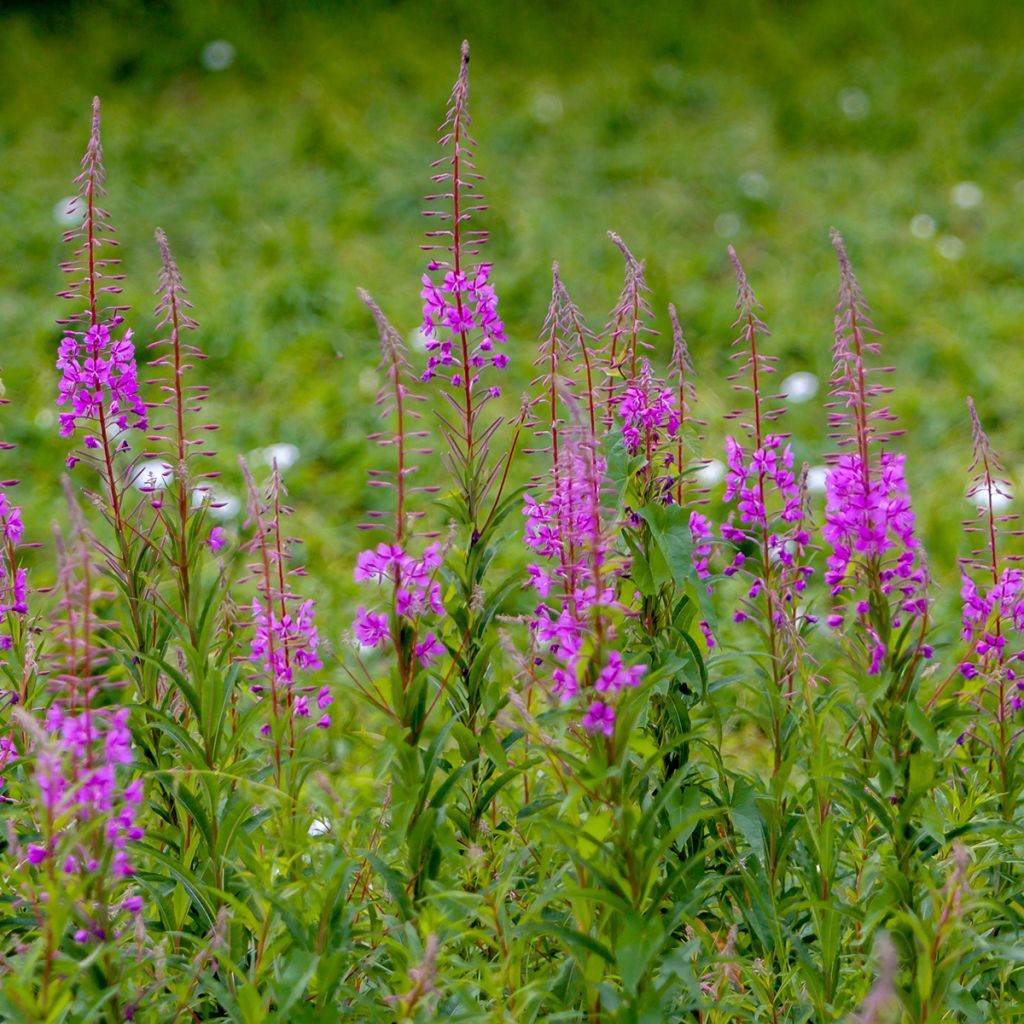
[595, 651, 647, 694]
[582, 700, 616, 737]
[355, 608, 390, 648]
[414, 633, 445, 666]
[208, 526, 227, 553]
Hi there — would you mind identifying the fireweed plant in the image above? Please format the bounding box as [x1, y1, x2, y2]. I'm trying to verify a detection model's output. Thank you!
[0, 41, 1020, 1024]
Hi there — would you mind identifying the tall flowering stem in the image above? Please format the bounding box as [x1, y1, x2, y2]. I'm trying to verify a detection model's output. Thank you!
[721, 250, 811, 706]
[56, 99, 145, 512]
[358, 290, 436, 545]
[823, 230, 927, 679]
[958, 399, 1024, 817]
[420, 40, 508, 525]
[527, 265, 575, 477]
[0, 376, 31, 708]
[29, 492, 142, 1012]
[241, 461, 326, 784]
[351, 291, 448, 733]
[549, 269, 600, 441]
[668, 303, 706, 511]
[523, 420, 641, 738]
[146, 229, 219, 639]
[55, 99, 158, 687]
[601, 233, 655, 430]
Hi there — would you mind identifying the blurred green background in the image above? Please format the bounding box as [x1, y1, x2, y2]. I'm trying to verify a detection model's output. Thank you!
[0, 0, 1022, 627]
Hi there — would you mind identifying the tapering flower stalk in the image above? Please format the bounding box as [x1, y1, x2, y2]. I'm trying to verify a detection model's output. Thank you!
[555, 269, 600, 440]
[957, 398, 1024, 817]
[241, 462, 326, 784]
[524, 419, 643, 736]
[419, 41, 508, 525]
[56, 98, 145, 517]
[352, 292, 447, 730]
[823, 229, 928, 678]
[668, 304, 707, 510]
[146, 229, 219, 642]
[0, 376, 32, 708]
[360, 290, 436, 545]
[601, 233, 655, 430]
[527, 265, 575, 478]
[721, 249, 812, 731]
[56, 99, 157, 686]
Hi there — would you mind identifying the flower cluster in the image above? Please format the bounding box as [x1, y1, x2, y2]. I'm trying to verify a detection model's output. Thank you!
[722, 434, 813, 621]
[420, 262, 507, 386]
[689, 511, 717, 648]
[820, 231, 928, 671]
[29, 706, 144, 886]
[822, 452, 925, 627]
[56, 320, 148, 461]
[524, 430, 645, 734]
[0, 494, 27, 649]
[617, 360, 680, 458]
[250, 597, 330, 728]
[960, 571, 1024, 686]
[242, 463, 331, 733]
[353, 542, 446, 667]
[958, 400, 1024, 699]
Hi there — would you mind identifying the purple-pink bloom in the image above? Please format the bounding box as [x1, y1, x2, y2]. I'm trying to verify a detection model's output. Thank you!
[582, 700, 616, 737]
[56, 321, 148, 445]
[354, 607, 390, 648]
[414, 632, 445, 666]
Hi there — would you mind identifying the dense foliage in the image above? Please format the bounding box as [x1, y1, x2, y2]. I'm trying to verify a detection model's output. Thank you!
[1, 11, 1023, 1022]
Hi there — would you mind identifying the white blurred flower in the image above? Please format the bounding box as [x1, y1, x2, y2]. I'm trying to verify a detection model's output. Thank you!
[201, 40, 235, 71]
[909, 214, 936, 239]
[951, 181, 983, 209]
[531, 93, 563, 124]
[696, 459, 725, 487]
[53, 196, 83, 226]
[408, 327, 430, 351]
[714, 213, 741, 239]
[971, 487, 1012, 513]
[738, 171, 769, 199]
[358, 369, 378, 397]
[209, 492, 241, 521]
[936, 235, 965, 261]
[307, 818, 331, 837]
[34, 408, 55, 428]
[261, 443, 300, 471]
[191, 486, 215, 510]
[806, 465, 829, 494]
[781, 371, 819, 403]
[838, 87, 870, 120]
[130, 460, 173, 492]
